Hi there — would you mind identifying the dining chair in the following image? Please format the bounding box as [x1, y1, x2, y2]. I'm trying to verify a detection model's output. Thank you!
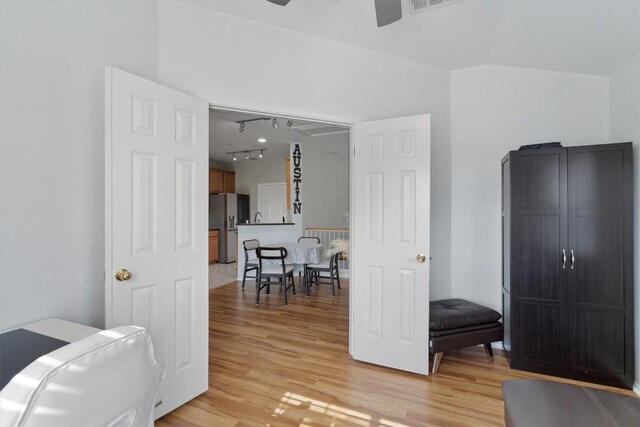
[242, 239, 260, 288]
[298, 236, 320, 244]
[305, 252, 341, 297]
[255, 247, 296, 306]
[297, 236, 320, 291]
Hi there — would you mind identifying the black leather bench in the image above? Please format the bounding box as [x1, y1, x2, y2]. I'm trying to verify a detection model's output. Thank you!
[503, 379, 640, 426]
[430, 298, 503, 374]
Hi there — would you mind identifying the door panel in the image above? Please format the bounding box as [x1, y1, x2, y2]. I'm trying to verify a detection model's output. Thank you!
[516, 302, 562, 367]
[567, 143, 633, 387]
[509, 149, 568, 372]
[512, 153, 561, 212]
[513, 216, 561, 301]
[575, 217, 624, 306]
[105, 67, 209, 417]
[575, 150, 625, 213]
[576, 307, 625, 374]
[353, 115, 430, 375]
[258, 183, 286, 223]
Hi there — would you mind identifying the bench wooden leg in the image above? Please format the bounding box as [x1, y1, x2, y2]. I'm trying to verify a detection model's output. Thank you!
[484, 343, 494, 361]
[432, 352, 443, 374]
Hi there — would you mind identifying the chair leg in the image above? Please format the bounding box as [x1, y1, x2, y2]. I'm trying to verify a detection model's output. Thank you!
[432, 352, 443, 374]
[335, 265, 341, 290]
[255, 274, 261, 305]
[283, 274, 288, 306]
[266, 277, 271, 295]
[330, 272, 336, 297]
[301, 265, 307, 296]
[242, 266, 247, 288]
[291, 273, 296, 296]
[483, 343, 494, 361]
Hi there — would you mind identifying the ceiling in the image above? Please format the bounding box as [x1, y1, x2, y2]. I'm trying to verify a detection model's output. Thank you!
[209, 110, 349, 162]
[175, 0, 639, 76]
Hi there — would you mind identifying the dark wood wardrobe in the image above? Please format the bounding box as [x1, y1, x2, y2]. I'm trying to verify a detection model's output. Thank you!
[502, 142, 634, 389]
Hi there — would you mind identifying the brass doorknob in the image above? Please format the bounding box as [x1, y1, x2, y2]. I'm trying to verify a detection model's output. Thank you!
[416, 254, 426, 263]
[115, 269, 132, 281]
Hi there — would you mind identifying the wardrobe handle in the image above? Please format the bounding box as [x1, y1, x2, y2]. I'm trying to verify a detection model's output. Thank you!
[562, 249, 566, 269]
[570, 249, 575, 270]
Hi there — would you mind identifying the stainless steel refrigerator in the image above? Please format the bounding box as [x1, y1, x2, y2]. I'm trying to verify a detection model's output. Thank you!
[209, 193, 238, 263]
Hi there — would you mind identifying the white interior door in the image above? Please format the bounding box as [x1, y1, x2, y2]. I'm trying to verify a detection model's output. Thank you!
[105, 67, 209, 417]
[258, 183, 287, 223]
[352, 114, 431, 375]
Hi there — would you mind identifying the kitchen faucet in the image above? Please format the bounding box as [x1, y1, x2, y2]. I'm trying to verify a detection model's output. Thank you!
[254, 211, 263, 223]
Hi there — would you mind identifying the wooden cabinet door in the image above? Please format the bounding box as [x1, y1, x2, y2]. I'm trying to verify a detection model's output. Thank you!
[209, 169, 224, 193]
[208, 230, 219, 264]
[510, 148, 568, 374]
[567, 143, 633, 388]
[223, 171, 235, 193]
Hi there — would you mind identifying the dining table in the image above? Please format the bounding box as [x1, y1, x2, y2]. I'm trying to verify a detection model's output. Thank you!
[261, 241, 323, 295]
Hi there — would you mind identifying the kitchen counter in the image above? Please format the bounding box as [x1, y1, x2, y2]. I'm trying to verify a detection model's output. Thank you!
[237, 223, 295, 226]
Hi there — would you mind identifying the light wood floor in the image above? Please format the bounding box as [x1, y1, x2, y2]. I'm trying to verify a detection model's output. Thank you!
[156, 279, 636, 427]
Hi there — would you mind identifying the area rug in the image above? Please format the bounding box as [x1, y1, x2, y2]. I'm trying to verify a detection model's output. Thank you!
[209, 263, 238, 289]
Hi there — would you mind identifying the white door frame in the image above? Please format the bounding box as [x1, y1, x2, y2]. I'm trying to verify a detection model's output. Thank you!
[207, 100, 359, 355]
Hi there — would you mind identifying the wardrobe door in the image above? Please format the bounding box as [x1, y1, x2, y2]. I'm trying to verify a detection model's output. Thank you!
[510, 148, 568, 373]
[567, 143, 633, 388]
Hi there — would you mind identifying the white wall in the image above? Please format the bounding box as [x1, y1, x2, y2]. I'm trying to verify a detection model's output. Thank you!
[608, 52, 640, 391]
[0, 0, 159, 331]
[450, 65, 610, 311]
[158, 0, 452, 297]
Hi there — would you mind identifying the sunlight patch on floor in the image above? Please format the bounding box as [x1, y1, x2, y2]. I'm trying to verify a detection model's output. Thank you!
[273, 392, 410, 427]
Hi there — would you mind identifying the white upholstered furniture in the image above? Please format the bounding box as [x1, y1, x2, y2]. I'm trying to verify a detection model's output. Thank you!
[0, 325, 164, 427]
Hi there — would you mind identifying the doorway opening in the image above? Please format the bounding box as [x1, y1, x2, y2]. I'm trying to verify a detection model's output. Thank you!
[206, 106, 352, 318]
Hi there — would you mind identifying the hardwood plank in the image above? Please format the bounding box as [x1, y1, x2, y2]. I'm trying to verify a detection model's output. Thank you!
[157, 279, 636, 427]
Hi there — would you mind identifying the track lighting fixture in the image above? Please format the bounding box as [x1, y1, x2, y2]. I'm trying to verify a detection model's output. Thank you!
[236, 116, 288, 132]
[227, 148, 267, 161]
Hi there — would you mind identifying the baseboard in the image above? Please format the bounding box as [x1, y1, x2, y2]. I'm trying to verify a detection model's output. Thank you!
[634, 382, 640, 396]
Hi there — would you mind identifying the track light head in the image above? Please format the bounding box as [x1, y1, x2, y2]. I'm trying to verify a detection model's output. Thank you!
[228, 148, 266, 161]
[272, 118, 278, 129]
[287, 120, 293, 127]
[239, 122, 245, 133]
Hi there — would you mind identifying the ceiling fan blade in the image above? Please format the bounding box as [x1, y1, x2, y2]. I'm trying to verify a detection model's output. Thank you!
[266, 0, 292, 5]
[374, 0, 402, 27]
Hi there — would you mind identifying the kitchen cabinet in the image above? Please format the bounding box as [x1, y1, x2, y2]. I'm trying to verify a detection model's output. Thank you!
[502, 142, 634, 389]
[223, 171, 235, 193]
[209, 169, 224, 193]
[208, 229, 219, 264]
[209, 168, 235, 194]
